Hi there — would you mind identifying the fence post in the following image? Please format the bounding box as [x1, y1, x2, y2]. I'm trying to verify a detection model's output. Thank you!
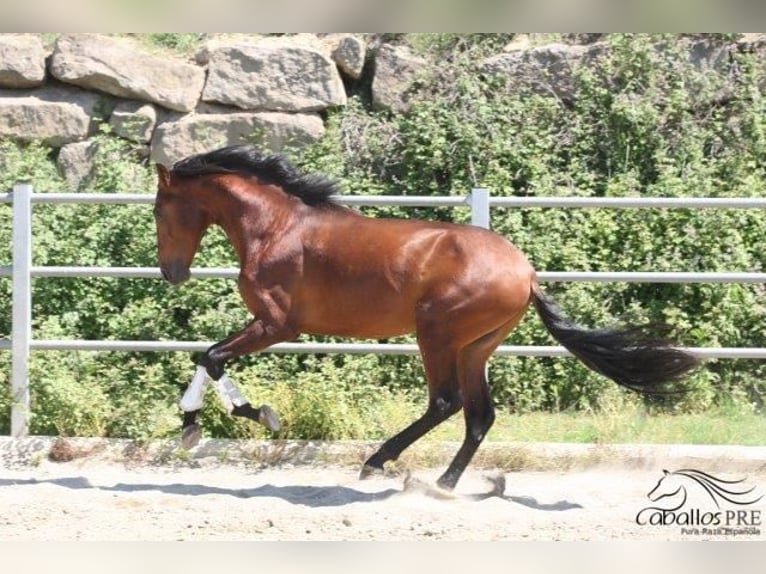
[11, 182, 32, 438]
[470, 187, 490, 229]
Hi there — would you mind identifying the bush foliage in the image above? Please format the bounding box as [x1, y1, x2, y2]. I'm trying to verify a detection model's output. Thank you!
[1, 34, 764, 438]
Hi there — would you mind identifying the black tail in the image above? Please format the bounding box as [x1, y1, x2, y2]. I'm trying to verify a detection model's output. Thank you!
[531, 284, 701, 394]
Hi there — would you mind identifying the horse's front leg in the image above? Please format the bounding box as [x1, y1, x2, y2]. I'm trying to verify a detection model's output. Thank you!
[179, 315, 296, 447]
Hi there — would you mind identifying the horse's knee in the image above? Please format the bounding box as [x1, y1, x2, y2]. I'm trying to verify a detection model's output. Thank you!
[198, 349, 225, 380]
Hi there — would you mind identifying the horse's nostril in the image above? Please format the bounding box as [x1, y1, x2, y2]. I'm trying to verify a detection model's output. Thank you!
[161, 263, 191, 285]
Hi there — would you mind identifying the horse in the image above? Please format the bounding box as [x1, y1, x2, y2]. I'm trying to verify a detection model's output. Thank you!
[153, 144, 700, 490]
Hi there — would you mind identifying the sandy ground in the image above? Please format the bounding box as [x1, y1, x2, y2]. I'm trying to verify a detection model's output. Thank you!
[1, 437, 764, 541]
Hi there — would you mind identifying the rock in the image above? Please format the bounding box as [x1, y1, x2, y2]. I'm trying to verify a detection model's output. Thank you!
[0, 34, 47, 88]
[50, 34, 205, 113]
[561, 33, 606, 45]
[735, 34, 766, 93]
[502, 34, 532, 52]
[150, 111, 325, 166]
[58, 138, 149, 190]
[194, 34, 266, 66]
[686, 38, 732, 74]
[0, 86, 102, 146]
[57, 140, 99, 190]
[371, 44, 428, 112]
[202, 38, 347, 112]
[736, 33, 766, 51]
[324, 34, 367, 79]
[194, 35, 249, 66]
[737, 33, 765, 44]
[109, 101, 157, 143]
[482, 43, 602, 102]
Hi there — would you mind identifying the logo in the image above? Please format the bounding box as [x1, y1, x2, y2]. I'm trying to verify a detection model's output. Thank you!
[636, 468, 763, 537]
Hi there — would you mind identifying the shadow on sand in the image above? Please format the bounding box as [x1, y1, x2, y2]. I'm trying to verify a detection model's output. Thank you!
[0, 474, 582, 511]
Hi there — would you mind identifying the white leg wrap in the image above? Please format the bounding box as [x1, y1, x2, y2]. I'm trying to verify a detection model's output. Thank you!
[179, 365, 209, 412]
[212, 373, 248, 412]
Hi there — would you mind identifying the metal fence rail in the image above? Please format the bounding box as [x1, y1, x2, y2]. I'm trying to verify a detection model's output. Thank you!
[2, 185, 766, 437]
[1, 338, 764, 360]
[3, 267, 766, 283]
[5, 192, 766, 209]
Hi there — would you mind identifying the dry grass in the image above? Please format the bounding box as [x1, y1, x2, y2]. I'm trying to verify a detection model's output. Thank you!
[31, 404, 765, 475]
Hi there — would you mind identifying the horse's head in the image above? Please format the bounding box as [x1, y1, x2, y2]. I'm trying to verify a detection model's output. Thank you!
[154, 164, 211, 286]
[648, 469, 684, 503]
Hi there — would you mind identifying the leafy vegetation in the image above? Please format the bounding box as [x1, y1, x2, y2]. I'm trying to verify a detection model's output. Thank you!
[1, 34, 764, 441]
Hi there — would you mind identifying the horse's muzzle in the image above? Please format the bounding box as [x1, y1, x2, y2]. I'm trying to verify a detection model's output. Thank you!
[160, 262, 191, 285]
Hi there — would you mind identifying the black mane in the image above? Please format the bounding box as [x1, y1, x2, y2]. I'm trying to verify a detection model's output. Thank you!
[170, 145, 340, 207]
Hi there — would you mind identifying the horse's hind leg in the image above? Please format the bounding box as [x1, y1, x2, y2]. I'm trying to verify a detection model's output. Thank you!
[436, 318, 521, 490]
[360, 337, 462, 478]
[435, 351, 493, 490]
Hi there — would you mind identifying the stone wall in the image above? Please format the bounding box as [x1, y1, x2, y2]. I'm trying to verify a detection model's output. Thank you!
[1, 33, 423, 188]
[1, 33, 763, 189]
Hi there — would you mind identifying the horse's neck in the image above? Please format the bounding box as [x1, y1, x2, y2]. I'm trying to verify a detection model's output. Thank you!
[208, 185, 302, 265]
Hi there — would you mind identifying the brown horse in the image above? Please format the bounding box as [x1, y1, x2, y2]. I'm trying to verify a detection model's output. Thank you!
[154, 144, 699, 490]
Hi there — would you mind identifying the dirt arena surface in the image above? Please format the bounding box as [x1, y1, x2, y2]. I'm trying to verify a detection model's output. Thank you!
[1, 437, 764, 541]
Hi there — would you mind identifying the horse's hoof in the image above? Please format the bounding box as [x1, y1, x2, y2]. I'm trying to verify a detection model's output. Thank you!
[181, 423, 202, 449]
[435, 475, 457, 492]
[359, 464, 382, 480]
[257, 404, 281, 432]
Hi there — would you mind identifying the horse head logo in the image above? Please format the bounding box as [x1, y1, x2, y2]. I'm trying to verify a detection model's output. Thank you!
[647, 469, 763, 510]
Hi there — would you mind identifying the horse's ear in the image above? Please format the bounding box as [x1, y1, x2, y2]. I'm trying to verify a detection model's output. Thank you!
[662, 469, 670, 476]
[156, 164, 171, 188]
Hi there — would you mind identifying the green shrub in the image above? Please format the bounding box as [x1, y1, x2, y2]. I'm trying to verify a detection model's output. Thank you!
[27, 352, 113, 436]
